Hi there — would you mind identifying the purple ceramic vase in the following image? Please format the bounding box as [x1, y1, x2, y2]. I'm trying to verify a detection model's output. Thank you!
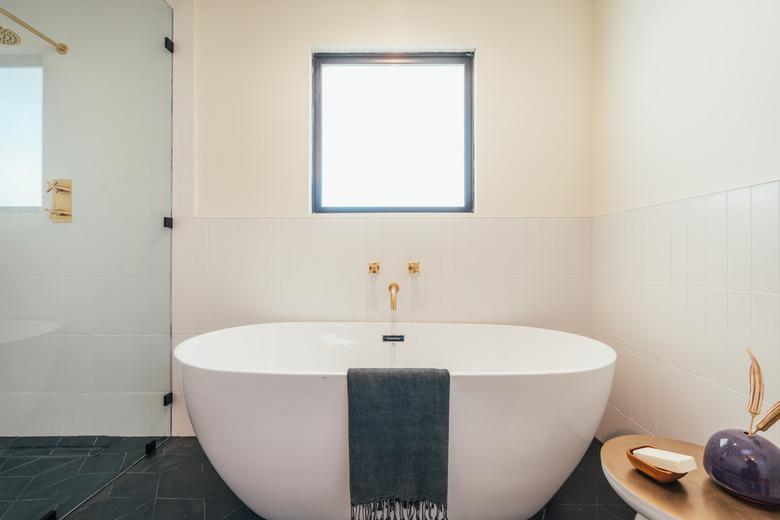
[703, 429, 780, 505]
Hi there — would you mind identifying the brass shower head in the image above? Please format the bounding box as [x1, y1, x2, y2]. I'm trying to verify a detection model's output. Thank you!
[0, 24, 20, 45]
[0, 6, 68, 54]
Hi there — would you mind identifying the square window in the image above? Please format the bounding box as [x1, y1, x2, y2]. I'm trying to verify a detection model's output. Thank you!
[0, 58, 43, 208]
[312, 52, 474, 213]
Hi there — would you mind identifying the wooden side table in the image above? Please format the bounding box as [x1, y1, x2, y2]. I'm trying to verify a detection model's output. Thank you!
[600, 434, 779, 520]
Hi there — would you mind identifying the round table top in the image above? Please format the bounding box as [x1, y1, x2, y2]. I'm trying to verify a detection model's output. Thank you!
[601, 435, 779, 520]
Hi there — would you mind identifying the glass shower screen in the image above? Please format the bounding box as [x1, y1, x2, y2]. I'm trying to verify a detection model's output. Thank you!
[0, 0, 172, 441]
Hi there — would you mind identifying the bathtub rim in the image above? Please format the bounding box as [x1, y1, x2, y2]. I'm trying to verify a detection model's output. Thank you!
[175, 321, 616, 378]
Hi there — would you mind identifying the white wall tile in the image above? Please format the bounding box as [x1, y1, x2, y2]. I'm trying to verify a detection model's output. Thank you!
[595, 404, 652, 442]
[173, 218, 212, 276]
[0, 393, 63, 436]
[60, 277, 110, 334]
[595, 181, 780, 447]
[686, 197, 708, 287]
[751, 292, 780, 403]
[106, 276, 170, 335]
[751, 182, 780, 294]
[544, 219, 592, 276]
[439, 275, 486, 323]
[91, 335, 170, 393]
[172, 391, 195, 436]
[705, 193, 728, 288]
[704, 288, 728, 385]
[727, 188, 752, 290]
[543, 276, 591, 333]
[725, 290, 752, 393]
[441, 219, 484, 276]
[220, 276, 282, 327]
[172, 276, 222, 335]
[669, 200, 688, 284]
[380, 218, 440, 277]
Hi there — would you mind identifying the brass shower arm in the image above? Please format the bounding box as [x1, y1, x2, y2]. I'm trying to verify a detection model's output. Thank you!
[0, 6, 68, 54]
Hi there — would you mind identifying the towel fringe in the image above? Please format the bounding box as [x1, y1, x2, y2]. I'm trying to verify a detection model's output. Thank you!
[351, 499, 447, 520]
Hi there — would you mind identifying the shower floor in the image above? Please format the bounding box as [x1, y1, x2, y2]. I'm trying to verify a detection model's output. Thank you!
[65, 438, 635, 520]
[0, 436, 164, 520]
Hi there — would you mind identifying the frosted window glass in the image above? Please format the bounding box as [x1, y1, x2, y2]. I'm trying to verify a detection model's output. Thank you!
[315, 56, 472, 211]
[0, 65, 43, 207]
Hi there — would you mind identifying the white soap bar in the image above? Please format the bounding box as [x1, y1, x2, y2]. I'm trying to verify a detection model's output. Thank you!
[633, 447, 697, 473]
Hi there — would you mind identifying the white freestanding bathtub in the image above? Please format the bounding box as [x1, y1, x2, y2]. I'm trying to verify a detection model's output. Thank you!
[175, 322, 615, 520]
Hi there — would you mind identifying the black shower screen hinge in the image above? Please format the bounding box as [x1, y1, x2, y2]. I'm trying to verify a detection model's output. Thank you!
[164, 37, 174, 53]
[163, 217, 173, 229]
[163, 392, 173, 407]
[145, 440, 157, 457]
[40, 511, 56, 520]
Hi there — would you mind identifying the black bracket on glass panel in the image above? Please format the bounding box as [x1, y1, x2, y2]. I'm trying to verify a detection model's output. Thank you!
[163, 217, 173, 229]
[145, 440, 157, 457]
[163, 392, 173, 406]
[164, 37, 174, 53]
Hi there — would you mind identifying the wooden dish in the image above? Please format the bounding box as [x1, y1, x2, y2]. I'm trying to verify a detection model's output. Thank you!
[626, 445, 688, 483]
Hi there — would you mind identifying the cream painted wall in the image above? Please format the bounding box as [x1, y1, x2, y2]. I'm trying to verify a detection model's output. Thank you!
[593, 0, 780, 215]
[194, 0, 594, 217]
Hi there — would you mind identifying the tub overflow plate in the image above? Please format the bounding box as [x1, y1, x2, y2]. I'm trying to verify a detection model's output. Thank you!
[382, 334, 405, 342]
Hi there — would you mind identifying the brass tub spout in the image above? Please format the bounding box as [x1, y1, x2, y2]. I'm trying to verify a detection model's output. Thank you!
[388, 282, 399, 311]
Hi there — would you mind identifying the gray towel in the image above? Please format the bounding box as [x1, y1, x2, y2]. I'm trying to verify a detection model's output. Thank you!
[347, 368, 450, 520]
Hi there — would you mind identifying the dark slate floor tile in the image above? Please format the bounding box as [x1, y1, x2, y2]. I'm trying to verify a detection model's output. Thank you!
[574, 455, 603, 477]
[202, 455, 217, 475]
[162, 437, 201, 455]
[98, 437, 160, 456]
[20, 458, 84, 496]
[7, 437, 60, 448]
[128, 453, 198, 475]
[157, 461, 243, 519]
[64, 436, 632, 520]
[597, 503, 637, 519]
[50, 448, 93, 457]
[0, 438, 19, 448]
[223, 505, 263, 519]
[0, 457, 39, 475]
[2, 456, 78, 478]
[23, 470, 114, 503]
[65, 496, 150, 520]
[118, 499, 155, 520]
[585, 439, 601, 457]
[528, 508, 546, 520]
[0, 500, 11, 516]
[545, 504, 598, 520]
[0, 498, 58, 520]
[44, 473, 118, 513]
[597, 475, 626, 505]
[105, 473, 159, 498]
[0, 447, 55, 457]
[58, 437, 97, 448]
[0, 477, 31, 500]
[549, 466, 599, 505]
[79, 453, 126, 475]
[153, 498, 205, 519]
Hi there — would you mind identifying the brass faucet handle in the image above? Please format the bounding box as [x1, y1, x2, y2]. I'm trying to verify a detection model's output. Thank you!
[46, 208, 72, 217]
[408, 261, 421, 274]
[46, 180, 72, 193]
[368, 261, 381, 274]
